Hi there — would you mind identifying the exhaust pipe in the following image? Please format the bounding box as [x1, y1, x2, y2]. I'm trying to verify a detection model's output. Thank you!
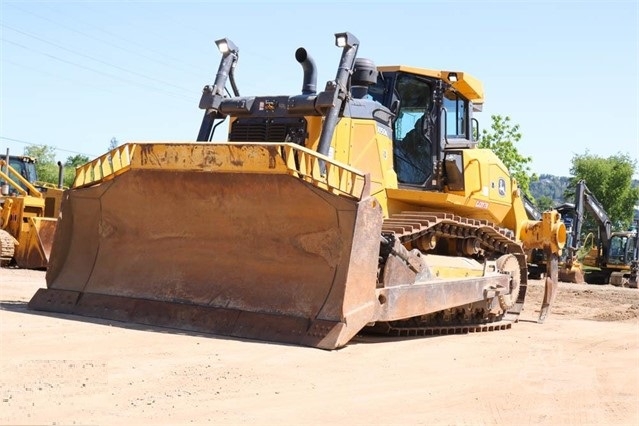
[57, 161, 64, 188]
[295, 47, 317, 95]
[2, 148, 10, 195]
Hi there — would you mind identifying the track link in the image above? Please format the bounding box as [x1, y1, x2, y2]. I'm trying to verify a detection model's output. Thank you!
[0, 229, 16, 265]
[385, 320, 512, 337]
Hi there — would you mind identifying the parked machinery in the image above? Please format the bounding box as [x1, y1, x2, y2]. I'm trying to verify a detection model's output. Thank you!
[29, 32, 566, 349]
[561, 180, 638, 287]
[0, 153, 64, 269]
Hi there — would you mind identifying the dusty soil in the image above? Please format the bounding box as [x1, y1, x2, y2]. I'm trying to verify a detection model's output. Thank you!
[1, 268, 638, 426]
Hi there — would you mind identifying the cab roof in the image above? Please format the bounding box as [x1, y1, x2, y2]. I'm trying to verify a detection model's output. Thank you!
[377, 65, 484, 106]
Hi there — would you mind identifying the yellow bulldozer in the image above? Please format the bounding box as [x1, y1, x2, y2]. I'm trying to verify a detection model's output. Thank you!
[29, 32, 566, 349]
[1, 154, 65, 269]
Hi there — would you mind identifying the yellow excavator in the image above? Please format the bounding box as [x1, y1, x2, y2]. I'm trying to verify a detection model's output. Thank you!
[1, 153, 64, 269]
[29, 32, 565, 349]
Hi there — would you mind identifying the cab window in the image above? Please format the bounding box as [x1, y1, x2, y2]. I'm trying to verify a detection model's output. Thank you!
[443, 91, 468, 139]
[9, 159, 37, 182]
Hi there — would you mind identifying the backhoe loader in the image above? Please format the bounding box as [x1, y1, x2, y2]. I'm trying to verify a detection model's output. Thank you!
[29, 32, 566, 349]
[1, 153, 65, 269]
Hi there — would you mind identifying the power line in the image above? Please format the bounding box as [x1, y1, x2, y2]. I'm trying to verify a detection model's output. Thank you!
[2, 58, 120, 95]
[5, 2, 264, 93]
[0, 0, 270, 93]
[44, 1, 218, 77]
[0, 136, 99, 158]
[1, 22, 195, 94]
[6, 3, 212, 80]
[1, 38, 194, 103]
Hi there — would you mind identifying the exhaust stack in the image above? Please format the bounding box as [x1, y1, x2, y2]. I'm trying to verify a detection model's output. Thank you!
[57, 161, 64, 189]
[295, 47, 317, 95]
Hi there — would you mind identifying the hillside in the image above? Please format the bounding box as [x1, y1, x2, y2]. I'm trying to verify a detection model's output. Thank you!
[530, 174, 639, 210]
[529, 174, 571, 206]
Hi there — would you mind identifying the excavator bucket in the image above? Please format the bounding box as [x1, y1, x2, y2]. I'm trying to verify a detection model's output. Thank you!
[28, 143, 384, 350]
[558, 265, 585, 284]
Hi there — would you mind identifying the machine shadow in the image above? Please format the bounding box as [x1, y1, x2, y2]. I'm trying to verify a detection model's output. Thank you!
[0, 299, 430, 349]
[0, 299, 297, 349]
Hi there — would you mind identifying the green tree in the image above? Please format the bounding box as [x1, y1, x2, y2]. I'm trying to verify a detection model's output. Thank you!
[478, 115, 536, 198]
[535, 195, 555, 212]
[62, 154, 90, 187]
[566, 152, 639, 231]
[23, 144, 59, 184]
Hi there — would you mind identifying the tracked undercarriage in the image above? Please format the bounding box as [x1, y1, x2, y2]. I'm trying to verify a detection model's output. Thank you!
[365, 211, 527, 337]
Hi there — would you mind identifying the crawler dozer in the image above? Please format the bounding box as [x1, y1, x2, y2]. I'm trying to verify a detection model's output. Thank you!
[1, 154, 64, 268]
[29, 32, 566, 349]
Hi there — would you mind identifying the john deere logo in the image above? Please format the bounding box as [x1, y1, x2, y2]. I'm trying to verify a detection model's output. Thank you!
[498, 178, 506, 197]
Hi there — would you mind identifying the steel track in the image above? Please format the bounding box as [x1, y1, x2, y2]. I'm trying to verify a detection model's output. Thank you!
[373, 210, 527, 336]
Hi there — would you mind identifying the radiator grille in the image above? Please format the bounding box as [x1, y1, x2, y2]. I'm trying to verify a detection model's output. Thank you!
[229, 118, 307, 144]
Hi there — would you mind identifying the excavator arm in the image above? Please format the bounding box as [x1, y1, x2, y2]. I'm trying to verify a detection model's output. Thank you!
[571, 179, 613, 264]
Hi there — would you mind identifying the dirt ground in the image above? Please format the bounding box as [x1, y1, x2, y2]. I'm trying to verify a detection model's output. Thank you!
[1, 268, 638, 426]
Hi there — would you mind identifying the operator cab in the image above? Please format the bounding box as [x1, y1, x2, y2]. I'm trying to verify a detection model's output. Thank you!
[1, 155, 38, 196]
[608, 232, 637, 265]
[370, 66, 483, 190]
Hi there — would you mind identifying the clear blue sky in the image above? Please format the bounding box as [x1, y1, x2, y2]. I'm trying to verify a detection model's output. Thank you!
[1, 0, 637, 177]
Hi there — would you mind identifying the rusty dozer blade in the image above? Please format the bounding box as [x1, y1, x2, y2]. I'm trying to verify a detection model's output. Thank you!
[28, 142, 384, 350]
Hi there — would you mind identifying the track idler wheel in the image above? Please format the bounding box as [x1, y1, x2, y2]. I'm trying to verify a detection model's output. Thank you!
[496, 254, 521, 311]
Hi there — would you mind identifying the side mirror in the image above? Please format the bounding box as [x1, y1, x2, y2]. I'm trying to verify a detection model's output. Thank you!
[472, 117, 480, 142]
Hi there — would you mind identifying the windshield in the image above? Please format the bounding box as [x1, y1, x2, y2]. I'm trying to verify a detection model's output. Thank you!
[608, 235, 631, 264]
[9, 158, 37, 182]
[392, 73, 434, 185]
[2, 157, 37, 194]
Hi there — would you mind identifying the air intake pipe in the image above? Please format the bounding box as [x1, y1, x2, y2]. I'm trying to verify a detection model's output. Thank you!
[316, 32, 360, 160]
[197, 38, 239, 142]
[295, 48, 317, 95]
[351, 57, 377, 99]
